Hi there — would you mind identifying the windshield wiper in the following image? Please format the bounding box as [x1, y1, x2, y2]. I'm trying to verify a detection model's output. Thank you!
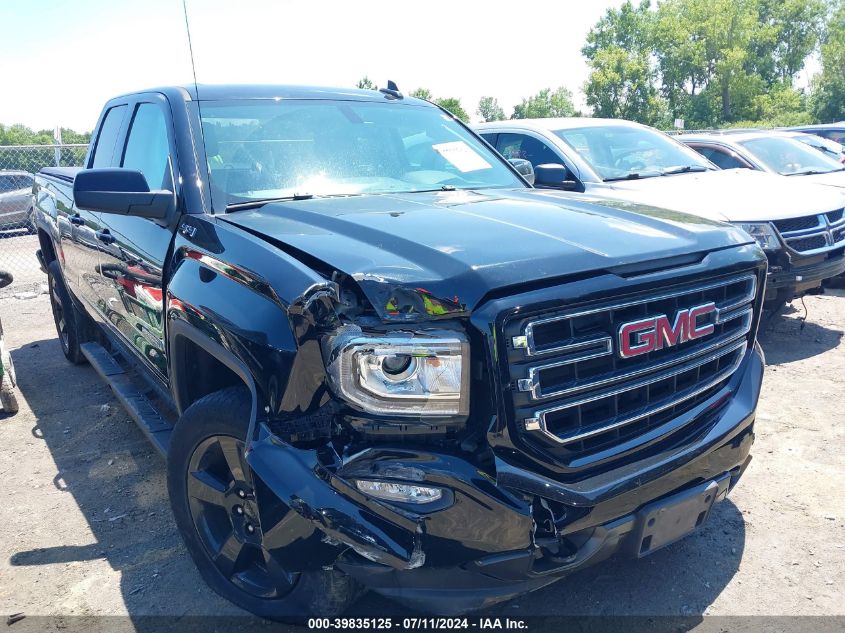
[662, 165, 709, 175]
[785, 168, 843, 176]
[604, 172, 652, 182]
[225, 193, 316, 212]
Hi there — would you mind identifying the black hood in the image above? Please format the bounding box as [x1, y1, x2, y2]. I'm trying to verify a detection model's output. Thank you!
[221, 189, 752, 320]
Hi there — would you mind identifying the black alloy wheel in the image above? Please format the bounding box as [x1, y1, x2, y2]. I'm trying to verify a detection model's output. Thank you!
[186, 434, 297, 599]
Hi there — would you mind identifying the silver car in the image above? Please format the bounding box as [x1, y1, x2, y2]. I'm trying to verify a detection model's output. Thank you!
[0, 170, 35, 233]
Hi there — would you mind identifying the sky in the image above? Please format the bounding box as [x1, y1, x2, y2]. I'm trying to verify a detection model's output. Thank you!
[0, 0, 626, 132]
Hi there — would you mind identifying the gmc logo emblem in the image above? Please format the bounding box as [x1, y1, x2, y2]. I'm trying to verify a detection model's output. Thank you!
[618, 302, 716, 358]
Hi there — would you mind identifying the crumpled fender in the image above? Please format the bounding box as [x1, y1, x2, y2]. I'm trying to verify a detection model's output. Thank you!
[246, 425, 425, 571]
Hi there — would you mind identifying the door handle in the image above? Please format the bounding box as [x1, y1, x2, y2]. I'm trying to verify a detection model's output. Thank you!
[95, 229, 116, 245]
[70, 214, 85, 226]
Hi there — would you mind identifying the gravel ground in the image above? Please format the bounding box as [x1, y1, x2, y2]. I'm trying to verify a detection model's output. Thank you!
[0, 283, 843, 627]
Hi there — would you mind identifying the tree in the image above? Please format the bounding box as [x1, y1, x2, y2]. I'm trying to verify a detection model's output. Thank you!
[0, 123, 91, 146]
[749, 0, 826, 84]
[433, 97, 470, 123]
[584, 47, 665, 125]
[811, 1, 845, 122]
[511, 87, 576, 119]
[356, 76, 377, 90]
[410, 87, 433, 100]
[477, 96, 505, 122]
[582, 0, 654, 59]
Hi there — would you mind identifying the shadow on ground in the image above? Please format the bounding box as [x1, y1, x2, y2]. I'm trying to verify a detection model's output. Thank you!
[759, 299, 843, 365]
[7, 334, 747, 622]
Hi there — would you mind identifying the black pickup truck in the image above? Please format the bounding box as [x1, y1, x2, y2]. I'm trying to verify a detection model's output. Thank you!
[32, 85, 767, 617]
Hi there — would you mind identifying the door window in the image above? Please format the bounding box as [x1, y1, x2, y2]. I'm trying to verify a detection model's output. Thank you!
[496, 133, 562, 168]
[693, 145, 749, 170]
[121, 103, 172, 189]
[91, 105, 127, 168]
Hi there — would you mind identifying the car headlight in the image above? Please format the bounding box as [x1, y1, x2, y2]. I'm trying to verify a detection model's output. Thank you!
[734, 222, 780, 250]
[323, 327, 469, 417]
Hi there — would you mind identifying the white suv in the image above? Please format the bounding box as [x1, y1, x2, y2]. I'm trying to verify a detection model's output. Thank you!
[476, 118, 845, 314]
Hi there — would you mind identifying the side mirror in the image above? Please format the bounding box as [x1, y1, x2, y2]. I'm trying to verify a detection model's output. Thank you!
[508, 158, 535, 185]
[74, 169, 173, 219]
[534, 163, 579, 191]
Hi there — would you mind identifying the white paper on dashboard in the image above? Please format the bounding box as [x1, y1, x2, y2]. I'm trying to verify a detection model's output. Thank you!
[432, 141, 492, 173]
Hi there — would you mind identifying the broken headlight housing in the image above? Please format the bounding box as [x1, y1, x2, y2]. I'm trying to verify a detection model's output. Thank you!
[323, 327, 469, 417]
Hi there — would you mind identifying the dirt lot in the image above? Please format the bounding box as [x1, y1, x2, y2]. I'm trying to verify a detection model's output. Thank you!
[0, 278, 843, 626]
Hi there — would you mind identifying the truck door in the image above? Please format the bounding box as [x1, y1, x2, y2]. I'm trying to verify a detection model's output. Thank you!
[93, 97, 177, 381]
[58, 104, 126, 308]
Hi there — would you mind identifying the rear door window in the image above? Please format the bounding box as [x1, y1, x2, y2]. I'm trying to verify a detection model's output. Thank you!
[91, 105, 127, 168]
[121, 103, 172, 189]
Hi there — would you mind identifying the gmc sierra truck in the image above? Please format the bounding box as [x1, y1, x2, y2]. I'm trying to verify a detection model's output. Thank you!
[33, 85, 766, 618]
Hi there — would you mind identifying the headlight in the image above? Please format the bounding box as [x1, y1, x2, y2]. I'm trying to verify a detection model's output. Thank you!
[323, 327, 469, 417]
[734, 222, 780, 250]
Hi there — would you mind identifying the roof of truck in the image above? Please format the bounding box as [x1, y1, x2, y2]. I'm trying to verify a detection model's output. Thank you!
[112, 84, 429, 105]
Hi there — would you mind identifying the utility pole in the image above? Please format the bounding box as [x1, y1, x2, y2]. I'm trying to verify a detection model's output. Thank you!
[53, 126, 63, 167]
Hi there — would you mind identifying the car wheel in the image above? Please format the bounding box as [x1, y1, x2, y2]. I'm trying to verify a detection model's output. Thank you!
[167, 386, 362, 619]
[47, 261, 90, 364]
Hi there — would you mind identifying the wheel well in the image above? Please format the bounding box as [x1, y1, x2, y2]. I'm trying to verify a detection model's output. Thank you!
[172, 335, 246, 413]
[38, 229, 57, 265]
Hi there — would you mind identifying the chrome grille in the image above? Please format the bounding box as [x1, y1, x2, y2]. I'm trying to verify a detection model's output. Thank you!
[504, 273, 758, 467]
[774, 208, 845, 254]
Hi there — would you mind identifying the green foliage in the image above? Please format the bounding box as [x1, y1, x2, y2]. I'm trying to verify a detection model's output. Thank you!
[0, 124, 91, 146]
[356, 76, 377, 91]
[811, 0, 845, 122]
[433, 97, 470, 123]
[511, 87, 576, 119]
[477, 96, 505, 122]
[584, 46, 665, 126]
[410, 87, 433, 101]
[583, 0, 837, 129]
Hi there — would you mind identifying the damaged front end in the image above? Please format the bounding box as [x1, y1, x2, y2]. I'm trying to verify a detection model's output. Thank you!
[239, 258, 760, 614]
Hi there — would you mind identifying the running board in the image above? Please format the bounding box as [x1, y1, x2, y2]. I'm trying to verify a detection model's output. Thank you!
[80, 342, 172, 456]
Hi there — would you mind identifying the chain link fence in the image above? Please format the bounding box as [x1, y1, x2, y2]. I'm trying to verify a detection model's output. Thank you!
[0, 144, 88, 299]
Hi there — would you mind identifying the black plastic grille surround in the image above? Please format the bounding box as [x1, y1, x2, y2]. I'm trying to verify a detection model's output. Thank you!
[788, 234, 828, 252]
[503, 272, 758, 471]
[773, 215, 820, 233]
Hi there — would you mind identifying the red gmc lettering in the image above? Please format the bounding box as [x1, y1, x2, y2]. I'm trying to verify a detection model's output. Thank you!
[618, 302, 716, 358]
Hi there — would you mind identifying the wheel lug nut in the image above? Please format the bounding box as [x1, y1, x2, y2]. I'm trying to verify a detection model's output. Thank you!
[237, 490, 246, 499]
[246, 523, 255, 534]
[235, 506, 244, 515]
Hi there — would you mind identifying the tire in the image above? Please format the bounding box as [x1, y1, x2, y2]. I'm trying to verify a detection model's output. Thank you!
[167, 386, 362, 619]
[0, 340, 18, 414]
[47, 261, 91, 365]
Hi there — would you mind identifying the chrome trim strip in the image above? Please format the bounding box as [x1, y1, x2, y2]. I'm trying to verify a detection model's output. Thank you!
[523, 312, 752, 400]
[524, 339, 747, 443]
[519, 273, 756, 357]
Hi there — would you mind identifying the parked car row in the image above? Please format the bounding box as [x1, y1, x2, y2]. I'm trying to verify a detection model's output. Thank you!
[475, 118, 845, 317]
[0, 170, 36, 233]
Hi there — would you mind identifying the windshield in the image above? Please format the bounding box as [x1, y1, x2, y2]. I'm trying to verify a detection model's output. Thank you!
[200, 99, 523, 208]
[553, 125, 713, 181]
[0, 174, 32, 193]
[739, 136, 845, 175]
[792, 134, 845, 160]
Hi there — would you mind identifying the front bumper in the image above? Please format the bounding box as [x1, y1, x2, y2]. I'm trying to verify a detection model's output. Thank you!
[766, 250, 845, 298]
[246, 344, 763, 614]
